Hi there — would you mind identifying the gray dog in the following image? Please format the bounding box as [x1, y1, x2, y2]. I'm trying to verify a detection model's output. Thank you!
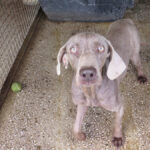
[56, 19, 147, 147]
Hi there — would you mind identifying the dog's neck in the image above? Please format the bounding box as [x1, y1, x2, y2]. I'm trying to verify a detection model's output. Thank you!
[81, 85, 100, 106]
[82, 86, 96, 100]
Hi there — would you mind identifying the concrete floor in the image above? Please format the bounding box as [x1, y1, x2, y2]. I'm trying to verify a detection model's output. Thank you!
[0, 3, 150, 150]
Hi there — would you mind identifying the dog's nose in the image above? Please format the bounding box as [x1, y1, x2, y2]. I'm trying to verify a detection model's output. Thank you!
[80, 67, 97, 82]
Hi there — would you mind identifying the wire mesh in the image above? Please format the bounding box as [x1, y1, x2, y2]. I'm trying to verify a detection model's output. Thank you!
[0, 0, 40, 90]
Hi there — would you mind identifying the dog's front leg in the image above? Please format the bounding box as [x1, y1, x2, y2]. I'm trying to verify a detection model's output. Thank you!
[112, 105, 124, 148]
[73, 104, 88, 140]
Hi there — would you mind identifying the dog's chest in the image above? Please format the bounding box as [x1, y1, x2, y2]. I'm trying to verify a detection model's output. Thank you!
[72, 78, 119, 111]
[96, 85, 118, 111]
[83, 89, 118, 113]
[85, 85, 115, 106]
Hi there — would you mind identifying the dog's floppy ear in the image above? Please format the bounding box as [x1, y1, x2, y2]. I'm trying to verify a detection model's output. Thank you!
[56, 44, 69, 75]
[106, 40, 126, 80]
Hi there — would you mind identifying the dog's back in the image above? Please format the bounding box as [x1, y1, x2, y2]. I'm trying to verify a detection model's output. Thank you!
[107, 19, 140, 66]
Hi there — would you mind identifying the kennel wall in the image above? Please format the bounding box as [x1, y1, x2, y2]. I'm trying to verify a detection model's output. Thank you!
[0, 1, 40, 94]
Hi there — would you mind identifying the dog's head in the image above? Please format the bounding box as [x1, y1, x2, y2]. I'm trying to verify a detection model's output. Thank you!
[57, 32, 126, 87]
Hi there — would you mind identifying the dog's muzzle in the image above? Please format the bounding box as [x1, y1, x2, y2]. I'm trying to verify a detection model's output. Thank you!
[79, 67, 97, 86]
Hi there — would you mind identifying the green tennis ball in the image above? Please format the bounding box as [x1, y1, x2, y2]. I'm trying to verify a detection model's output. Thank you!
[11, 82, 22, 92]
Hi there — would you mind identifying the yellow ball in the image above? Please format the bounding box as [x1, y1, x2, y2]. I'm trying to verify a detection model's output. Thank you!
[11, 82, 22, 92]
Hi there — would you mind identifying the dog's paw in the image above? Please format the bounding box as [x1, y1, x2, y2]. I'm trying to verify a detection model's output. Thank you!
[138, 75, 147, 83]
[74, 132, 86, 141]
[112, 137, 123, 148]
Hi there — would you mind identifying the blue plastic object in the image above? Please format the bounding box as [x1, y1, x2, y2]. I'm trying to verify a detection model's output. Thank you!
[39, 0, 134, 22]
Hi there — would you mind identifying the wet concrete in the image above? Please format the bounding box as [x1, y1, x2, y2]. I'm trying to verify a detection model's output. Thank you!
[0, 3, 150, 150]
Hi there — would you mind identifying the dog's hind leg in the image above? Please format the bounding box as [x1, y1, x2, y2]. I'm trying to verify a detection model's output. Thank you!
[131, 52, 147, 83]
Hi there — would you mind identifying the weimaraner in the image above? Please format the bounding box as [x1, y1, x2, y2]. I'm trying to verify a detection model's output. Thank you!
[56, 19, 147, 148]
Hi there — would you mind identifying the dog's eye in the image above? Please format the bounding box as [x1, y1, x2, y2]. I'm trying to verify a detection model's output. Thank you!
[98, 46, 104, 53]
[70, 47, 77, 54]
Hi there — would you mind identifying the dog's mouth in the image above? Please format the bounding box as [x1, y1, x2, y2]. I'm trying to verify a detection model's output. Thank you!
[79, 79, 97, 86]
[78, 75, 103, 88]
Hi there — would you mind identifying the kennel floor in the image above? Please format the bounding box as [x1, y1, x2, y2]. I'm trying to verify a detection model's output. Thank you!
[0, 4, 150, 150]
